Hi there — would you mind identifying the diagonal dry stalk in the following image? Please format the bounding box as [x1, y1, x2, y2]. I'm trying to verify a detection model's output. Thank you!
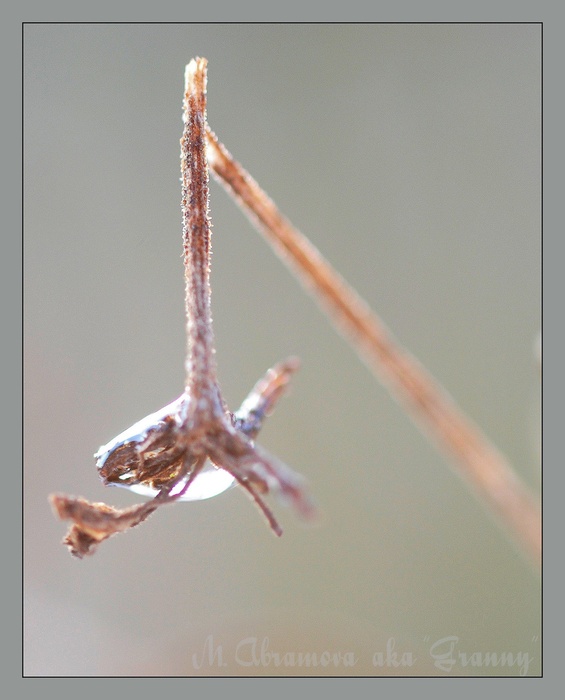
[50, 58, 314, 557]
[205, 127, 541, 570]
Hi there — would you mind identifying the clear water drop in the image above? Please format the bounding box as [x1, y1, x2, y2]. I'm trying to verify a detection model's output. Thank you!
[124, 464, 235, 501]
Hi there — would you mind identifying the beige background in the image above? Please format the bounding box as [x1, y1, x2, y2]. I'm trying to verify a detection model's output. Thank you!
[24, 24, 540, 676]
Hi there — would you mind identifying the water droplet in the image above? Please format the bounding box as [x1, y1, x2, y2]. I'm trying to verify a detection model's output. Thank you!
[124, 463, 235, 501]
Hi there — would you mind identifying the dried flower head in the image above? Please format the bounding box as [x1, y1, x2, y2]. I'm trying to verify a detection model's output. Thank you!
[50, 58, 314, 558]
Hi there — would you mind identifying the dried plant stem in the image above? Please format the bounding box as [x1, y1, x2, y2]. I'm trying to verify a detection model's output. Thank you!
[181, 61, 217, 400]
[206, 128, 541, 569]
[51, 59, 314, 557]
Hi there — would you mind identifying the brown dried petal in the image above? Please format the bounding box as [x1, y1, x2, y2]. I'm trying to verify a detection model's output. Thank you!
[50, 494, 160, 558]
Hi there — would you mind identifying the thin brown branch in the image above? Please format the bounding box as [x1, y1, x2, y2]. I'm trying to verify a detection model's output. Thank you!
[51, 59, 315, 557]
[181, 58, 217, 400]
[205, 127, 541, 569]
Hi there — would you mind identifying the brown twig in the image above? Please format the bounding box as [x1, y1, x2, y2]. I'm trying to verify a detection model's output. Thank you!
[50, 58, 314, 557]
[205, 127, 541, 569]
[181, 60, 218, 403]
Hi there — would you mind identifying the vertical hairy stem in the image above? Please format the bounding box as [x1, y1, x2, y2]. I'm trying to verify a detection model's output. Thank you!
[181, 58, 217, 399]
[50, 58, 315, 557]
[206, 128, 541, 569]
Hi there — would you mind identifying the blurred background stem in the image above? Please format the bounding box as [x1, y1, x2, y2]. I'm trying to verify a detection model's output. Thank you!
[206, 127, 541, 570]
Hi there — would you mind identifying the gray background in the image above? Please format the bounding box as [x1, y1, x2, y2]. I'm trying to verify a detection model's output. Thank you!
[24, 24, 540, 676]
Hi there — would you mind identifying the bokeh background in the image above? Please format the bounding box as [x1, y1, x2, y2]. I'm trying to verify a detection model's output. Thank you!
[24, 24, 541, 676]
